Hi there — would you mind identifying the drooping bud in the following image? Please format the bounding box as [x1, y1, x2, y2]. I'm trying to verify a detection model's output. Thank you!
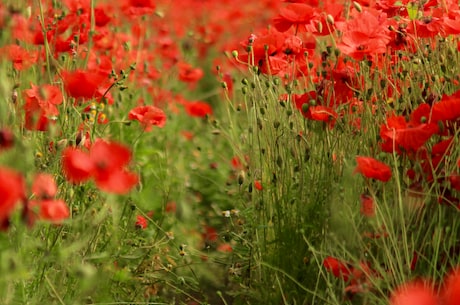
[353, 1, 362, 12]
[237, 171, 245, 185]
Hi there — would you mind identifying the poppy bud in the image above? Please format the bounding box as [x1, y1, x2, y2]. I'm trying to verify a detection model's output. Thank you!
[317, 21, 323, 33]
[0, 128, 14, 150]
[353, 1, 362, 12]
[237, 171, 245, 185]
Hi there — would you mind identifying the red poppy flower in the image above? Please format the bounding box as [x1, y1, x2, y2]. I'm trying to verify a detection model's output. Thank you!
[304, 105, 338, 126]
[122, 0, 156, 17]
[32, 173, 58, 199]
[273, 3, 316, 32]
[202, 226, 218, 243]
[337, 10, 391, 60]
[323, 256, 352, 281]
[61, 139, 139, 194]
[390, 281, 438, 305]
[407, 15, 445, 38]
[0, 167, 25, 226]
[355, 156, 392, 182]
[217, 243, 233, 253]
[61, 69, 108, 101]
[184, 101, 213, 118]
[380, 107, 439, 153]
[360, 194, 375, 217]
[254, 180, 263, 191]
[89, 139, 138, 194]
[441, 268, 460, 305]
[29, 199, 69, 223]
[135, 215, 148, 229]
[231, 156, 243, 170]
[177, 62, 204, 83]
[62, 147, 94, 184]
[1, 44, 38, 70]
[24, 83, 63, 131]
[128, 105, 167, 131]
[239, 30, 285, 69]
[382, 123, 439, 153]
[432, 91, 460, 123]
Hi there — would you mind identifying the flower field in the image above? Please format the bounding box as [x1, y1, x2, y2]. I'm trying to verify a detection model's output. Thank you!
[1, 0, 460, 304]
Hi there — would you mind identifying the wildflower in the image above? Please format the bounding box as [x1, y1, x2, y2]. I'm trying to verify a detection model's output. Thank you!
[238, 29, 286, 74]
[89, 139, 139, 194]
[217, 243, 233, 253]
[359, 194, 375, 217]
[431, 91, 460, 123]
[62, 139, 139, 194]
[337, 10, 391, 60]
[304, 105, 338, 126]
[380, 108, 439, 154]
[128, 105, 167, 131]
[62, 147, 94, 184]
[32, 173, 58, 199]
[323, 256, 352, 281]
[23, 83, 63, 131]
[177, 62, 204, 83]
[184, 101, 213, 118]
[441, 268, 460, 305]
[254, 180, 263, 191]
[202, 226, 218, 243]
[231, 209, 240, 216]
[272, 3, 316, 32]
[390, 280, 438, 305]
[28, 199, 69, 224]
[0, 167, 25, 228]
[27, 173, 69, 224]
[135, 215, 148, 229]
[345, 261, 374, 296]
[354, 156, 392, 182]
[1, 44, 38, 70]
[62, 69, 108, 101]
[122, 0, 156, 17]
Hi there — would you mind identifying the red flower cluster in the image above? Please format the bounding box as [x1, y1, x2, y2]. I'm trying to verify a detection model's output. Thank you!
[0, 168, 69, 229]
[27, 173, 69, 225]
[323, 256, 374, 295]
[62, 139, 139, 194]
